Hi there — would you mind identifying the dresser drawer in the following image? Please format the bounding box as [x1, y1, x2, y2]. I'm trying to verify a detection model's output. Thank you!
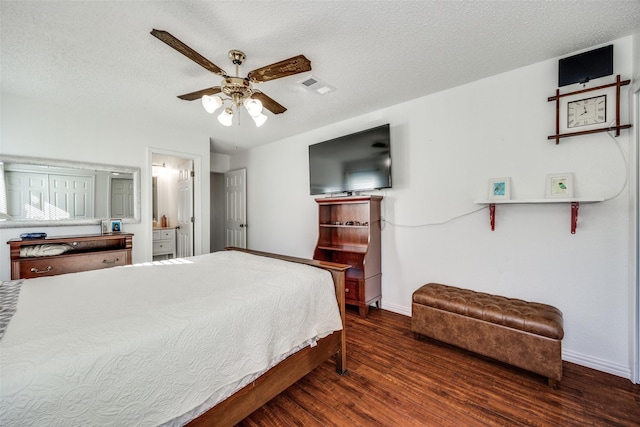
[153, 240, 174, 255]
[17, 250, 128, 279]
[153, 229, 174, 240]
[345, 278, 360, 302]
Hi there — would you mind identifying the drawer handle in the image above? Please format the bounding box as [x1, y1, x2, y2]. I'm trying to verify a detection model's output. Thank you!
[103, 258, 120, 265]
[345, 288, 350, 293]
[30, 266, 53, 274]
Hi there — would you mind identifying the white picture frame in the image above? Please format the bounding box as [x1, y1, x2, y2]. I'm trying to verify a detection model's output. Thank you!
[488, 177, 511, 200]
[546, 173, 574, 199]
[101, 219, 110, 235]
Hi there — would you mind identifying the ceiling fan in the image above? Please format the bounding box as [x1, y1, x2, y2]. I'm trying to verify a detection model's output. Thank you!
[151, 29, 312, 127]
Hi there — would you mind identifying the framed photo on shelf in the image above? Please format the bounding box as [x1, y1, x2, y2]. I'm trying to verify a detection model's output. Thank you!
[488, 177, 511, 200]
[110, 219, 123, 233]
[546, 173, 574, 199]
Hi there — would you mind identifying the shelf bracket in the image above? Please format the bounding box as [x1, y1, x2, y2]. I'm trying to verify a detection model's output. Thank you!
[489, 203, 496, 231]
[571, 202, 579, 234]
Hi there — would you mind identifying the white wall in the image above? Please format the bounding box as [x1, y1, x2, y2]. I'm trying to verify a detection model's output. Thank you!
[0, 94, 211, 277]
[231, 37, 637, 379]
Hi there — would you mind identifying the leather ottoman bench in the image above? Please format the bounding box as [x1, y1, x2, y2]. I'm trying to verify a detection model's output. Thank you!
[411, 283, 564, 387]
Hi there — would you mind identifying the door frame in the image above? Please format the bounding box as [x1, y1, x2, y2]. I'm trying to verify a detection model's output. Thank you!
[147, 148, 203, 259]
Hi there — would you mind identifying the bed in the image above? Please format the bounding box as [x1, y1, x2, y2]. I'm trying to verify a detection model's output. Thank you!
[0, 247, 348, 426]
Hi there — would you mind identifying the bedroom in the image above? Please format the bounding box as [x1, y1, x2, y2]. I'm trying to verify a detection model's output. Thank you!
[1, 1, 639, 424]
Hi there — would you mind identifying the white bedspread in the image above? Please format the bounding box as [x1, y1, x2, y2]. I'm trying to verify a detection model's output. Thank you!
[0, 250, 343, 426]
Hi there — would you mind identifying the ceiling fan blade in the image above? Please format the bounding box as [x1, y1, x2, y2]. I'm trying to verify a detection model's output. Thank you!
[248, 55, 311, 83]
[151, 29, 227, 76]
[177, 87, 222, 101]
[251, 92, 287, 114]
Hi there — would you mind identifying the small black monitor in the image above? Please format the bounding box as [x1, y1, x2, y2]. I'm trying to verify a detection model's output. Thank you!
[558, 45, 613, 87]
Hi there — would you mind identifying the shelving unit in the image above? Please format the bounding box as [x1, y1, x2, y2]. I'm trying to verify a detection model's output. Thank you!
[313, 196, 382, 317]
[475, 198, 604, 234]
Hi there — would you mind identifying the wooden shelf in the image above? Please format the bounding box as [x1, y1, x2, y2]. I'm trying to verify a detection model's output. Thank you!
[316, 244, 368, 253]
[474, 198, 604, 234]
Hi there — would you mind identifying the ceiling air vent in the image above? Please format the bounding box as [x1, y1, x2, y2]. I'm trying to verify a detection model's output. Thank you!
[299, 75, 336, 95]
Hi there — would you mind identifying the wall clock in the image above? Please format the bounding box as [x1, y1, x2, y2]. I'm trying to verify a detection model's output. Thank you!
[547, 75, 632, 144]
[567, 95, 606, 128]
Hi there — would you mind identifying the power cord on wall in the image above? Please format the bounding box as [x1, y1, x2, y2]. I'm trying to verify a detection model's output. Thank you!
[377, 189, 488, 229]
[603, 120, 630, 202]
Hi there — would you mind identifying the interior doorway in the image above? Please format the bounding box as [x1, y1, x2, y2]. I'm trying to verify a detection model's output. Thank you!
[150, 149, 202, 260]
[210, 172, 225, 252]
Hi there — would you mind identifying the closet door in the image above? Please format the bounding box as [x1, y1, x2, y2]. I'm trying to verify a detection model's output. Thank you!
[49, 174, 94, 219]
[4, 171, 48, 219]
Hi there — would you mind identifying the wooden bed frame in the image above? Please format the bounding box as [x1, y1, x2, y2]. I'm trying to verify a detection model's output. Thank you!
[187, 247, 349, 427]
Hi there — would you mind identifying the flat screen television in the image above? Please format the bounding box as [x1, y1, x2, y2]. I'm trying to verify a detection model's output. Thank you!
[558, 44, 613, 87]
[309, 124, 391, 196]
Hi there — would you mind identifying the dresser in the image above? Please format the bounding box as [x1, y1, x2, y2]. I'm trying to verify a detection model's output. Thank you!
[153, 228, 176, 260]
[8, 233, 133, 280]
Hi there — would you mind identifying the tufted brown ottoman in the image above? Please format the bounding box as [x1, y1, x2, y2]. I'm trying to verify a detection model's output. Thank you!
[411, 283, 564, 387]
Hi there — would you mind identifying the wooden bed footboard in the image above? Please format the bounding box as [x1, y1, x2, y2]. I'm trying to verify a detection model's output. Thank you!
[187, 248, 349, 427]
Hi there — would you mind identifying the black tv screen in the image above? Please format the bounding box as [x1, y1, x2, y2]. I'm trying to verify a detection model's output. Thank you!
[558, 45, 613, 87]
[309, 124, 391, 195]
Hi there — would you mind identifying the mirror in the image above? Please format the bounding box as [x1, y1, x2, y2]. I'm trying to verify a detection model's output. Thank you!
[0, 155, 141, 228]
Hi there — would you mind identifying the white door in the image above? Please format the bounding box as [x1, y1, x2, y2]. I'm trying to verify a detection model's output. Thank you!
[110, 178, 134, 218]
[176, 160, 194, 257]
[48, 174, 94, 219]
[5, 171, 48, 219]
[225, 168, 247, 249]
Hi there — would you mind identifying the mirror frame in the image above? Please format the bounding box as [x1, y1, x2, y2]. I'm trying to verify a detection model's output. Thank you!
[0, 154, 141, 228]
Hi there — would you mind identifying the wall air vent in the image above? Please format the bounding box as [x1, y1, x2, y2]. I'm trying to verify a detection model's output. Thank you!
[299, 75, 336, 95]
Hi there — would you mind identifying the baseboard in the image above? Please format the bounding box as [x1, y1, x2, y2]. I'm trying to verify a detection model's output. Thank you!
[562, 349, 632, 381]
[380, 302, 633, 382]
[380, 301, 411, 317]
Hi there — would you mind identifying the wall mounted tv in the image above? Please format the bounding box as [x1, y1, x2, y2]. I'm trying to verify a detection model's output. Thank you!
[558, 44, 613, 87]
[309, 123, 391, 196]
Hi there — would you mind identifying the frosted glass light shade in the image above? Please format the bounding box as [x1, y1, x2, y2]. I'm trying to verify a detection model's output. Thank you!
[243, 98, 263, 117]
[251, 113, 267, 127]
[217, 108, 233, 126]
[202, 95, 223, 114]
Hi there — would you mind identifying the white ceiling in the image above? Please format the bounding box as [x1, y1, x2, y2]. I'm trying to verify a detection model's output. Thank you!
[2, 1, 639, 155]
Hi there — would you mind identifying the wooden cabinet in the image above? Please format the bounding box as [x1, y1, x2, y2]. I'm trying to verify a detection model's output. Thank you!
[313, 196, 382, 317]
[152, 228, 176, 260]
[8, 233, 133, 280]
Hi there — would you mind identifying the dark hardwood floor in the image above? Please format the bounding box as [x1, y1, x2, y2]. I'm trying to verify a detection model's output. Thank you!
[239, 308, 640, 426]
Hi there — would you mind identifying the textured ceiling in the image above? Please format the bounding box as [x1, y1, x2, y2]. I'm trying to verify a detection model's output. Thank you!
[2, 1, 639, 154]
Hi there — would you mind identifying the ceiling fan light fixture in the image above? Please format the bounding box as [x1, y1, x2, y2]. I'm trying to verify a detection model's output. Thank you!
[218, 108, 234, 126]
[202, 95, 223, 114]
[243, 98, 263, 117]
[251, 112, 268, 127]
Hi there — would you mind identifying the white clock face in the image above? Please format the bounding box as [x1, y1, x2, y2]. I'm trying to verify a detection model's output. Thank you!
[567, 95, 606, 128]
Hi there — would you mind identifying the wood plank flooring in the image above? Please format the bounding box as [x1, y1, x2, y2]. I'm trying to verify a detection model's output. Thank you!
[239, 308, 640, 426]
